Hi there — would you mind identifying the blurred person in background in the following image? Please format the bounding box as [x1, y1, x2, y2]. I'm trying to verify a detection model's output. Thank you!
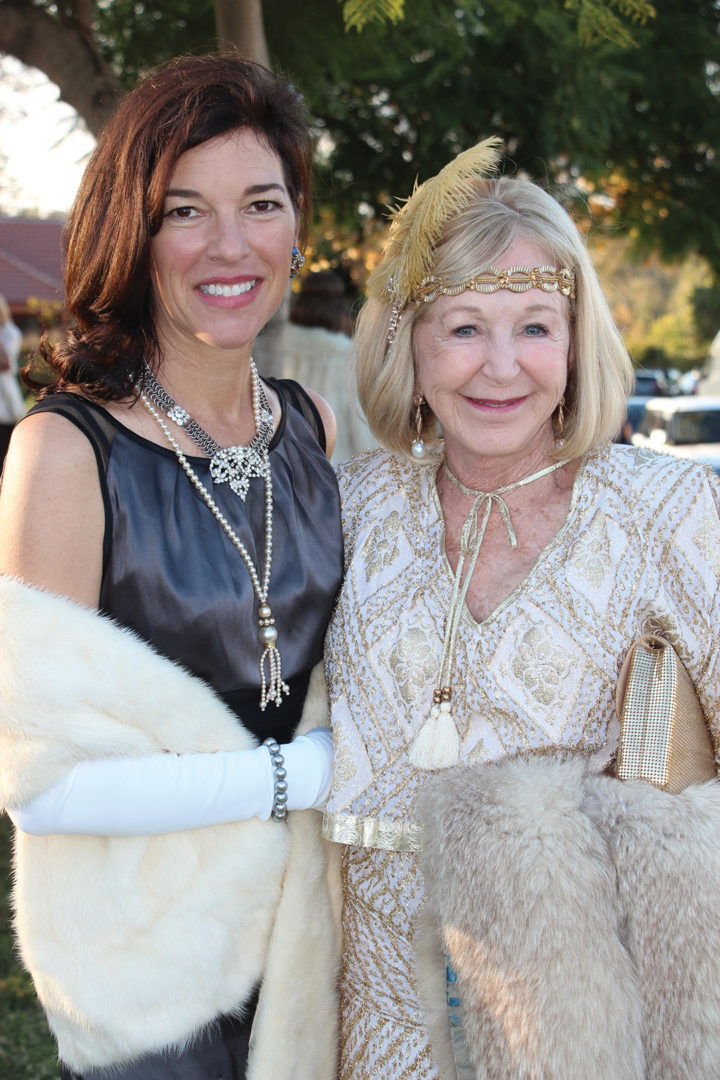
[0, 294, 27, 462]
[280, 270, 376, 463]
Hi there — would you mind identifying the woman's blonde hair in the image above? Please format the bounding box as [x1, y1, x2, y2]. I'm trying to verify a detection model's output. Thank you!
[355, 174, 633, 460]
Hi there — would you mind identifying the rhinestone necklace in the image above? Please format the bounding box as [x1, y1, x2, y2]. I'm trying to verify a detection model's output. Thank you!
[140, 369, 289, 711]
[409, 456, 569, 769]
[141, 359, 274, 501]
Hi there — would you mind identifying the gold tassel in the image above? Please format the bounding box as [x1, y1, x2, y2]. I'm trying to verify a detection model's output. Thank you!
[369, 137, 503, 304]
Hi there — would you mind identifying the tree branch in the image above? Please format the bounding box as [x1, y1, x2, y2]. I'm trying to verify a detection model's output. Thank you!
[0, 0, 124, 135]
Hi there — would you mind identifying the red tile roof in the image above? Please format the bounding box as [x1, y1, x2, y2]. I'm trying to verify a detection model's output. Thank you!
[0, 217, 66, 310]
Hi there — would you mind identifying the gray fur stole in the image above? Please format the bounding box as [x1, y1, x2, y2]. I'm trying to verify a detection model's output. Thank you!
[417, 756, 720, 1080]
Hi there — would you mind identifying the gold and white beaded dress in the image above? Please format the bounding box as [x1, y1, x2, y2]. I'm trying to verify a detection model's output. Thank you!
[323, 442, 720, 1080]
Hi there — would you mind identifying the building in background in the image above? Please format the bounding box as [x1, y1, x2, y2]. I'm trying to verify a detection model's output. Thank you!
[0, 217, 66, 344]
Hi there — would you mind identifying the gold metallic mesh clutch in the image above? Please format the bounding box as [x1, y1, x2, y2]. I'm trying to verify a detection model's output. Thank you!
[614, 635, 716, 793]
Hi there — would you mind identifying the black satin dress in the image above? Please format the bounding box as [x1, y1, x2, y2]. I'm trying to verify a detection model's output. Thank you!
[30, 380, 343, 1080]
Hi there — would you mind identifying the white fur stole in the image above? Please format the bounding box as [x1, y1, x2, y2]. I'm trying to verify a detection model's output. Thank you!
[0, 576, 339, 1077]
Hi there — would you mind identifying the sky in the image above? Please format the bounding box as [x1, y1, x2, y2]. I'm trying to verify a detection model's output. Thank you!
[0, 57, 96, 218]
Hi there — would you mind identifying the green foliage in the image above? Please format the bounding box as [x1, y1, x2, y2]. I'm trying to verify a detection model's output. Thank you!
[572, 0, 720, 277]
[80, 0, 720, 282]
[691, 284, 720, 345]
[340, 0, 655, 37]
[95, 0, 217, 88]
[590, 236, 714, 366]
[343, 0, 405, 32]
[566, 0, 656, 46]
[0, 815, 58, 1080]
[304, 0, 720, 282]
[271, 0, 587, 224]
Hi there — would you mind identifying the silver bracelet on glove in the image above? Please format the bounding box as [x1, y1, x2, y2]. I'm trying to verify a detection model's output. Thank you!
[263, 737, 288, 821]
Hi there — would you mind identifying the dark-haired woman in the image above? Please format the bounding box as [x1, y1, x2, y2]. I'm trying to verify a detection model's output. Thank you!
[0, 54, 342, 1080]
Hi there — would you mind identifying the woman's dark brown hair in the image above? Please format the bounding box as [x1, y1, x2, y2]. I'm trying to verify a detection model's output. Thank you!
[33, 52, 314, 399]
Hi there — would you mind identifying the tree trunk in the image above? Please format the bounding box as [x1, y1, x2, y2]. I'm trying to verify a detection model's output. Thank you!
[214, 0, 270, 67]
[0, 0, 124, 135]
[211, 0, 288, 374]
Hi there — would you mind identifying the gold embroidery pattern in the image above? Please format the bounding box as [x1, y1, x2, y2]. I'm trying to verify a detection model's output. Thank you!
[569, 510, 613, 589]
[339, 847, 439, 1080]
[363, 510, 403, 580]
[389, 625, 438, 704]
[693, 509, 720, 578]
[511, 627, 573, 708]
[333, 726, 358, 789]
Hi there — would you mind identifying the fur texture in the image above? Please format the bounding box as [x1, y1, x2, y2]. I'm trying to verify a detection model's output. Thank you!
[249, 663, 343, 1080]
[417, 757, 720, 1080]
[0, 577, 339, 1077]
[586, 774, 720, 1080]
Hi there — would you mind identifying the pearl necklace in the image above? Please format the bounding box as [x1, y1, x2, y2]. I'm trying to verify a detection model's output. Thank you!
[140, 366, 289, 711]
[141, 359, 274, 501]
[408, 456, 569, 769]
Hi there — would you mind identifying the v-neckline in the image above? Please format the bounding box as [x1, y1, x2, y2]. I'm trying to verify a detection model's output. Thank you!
[425, 450, 591, 630]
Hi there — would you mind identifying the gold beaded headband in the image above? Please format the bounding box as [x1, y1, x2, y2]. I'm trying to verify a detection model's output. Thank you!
[384, 264, 577, 344]
[367, 138, 577, 345]
[409, 266, 576, 304]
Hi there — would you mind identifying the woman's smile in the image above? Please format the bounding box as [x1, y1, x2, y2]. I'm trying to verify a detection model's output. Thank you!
[464, 394, 528, 410]
[196, 276, 261, 302]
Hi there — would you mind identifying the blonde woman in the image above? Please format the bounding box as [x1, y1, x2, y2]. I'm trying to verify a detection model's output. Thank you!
[323, 143, 720, 1079]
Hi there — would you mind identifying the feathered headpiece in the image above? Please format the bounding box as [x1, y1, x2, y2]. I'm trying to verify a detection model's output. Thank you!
[368, 136, 504, 308]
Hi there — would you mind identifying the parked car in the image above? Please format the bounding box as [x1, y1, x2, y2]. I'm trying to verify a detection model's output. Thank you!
[615, 396, 648, 444]
[626, 396, 649, 436]
[633, 369, 668, 398]
[675, 369, 702, 395]
[632, 396, 720, 472]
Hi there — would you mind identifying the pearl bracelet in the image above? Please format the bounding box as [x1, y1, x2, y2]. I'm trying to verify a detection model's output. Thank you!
[263, 737, 288, 820]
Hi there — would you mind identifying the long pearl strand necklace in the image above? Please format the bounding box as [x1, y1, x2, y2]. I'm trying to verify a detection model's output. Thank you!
[140, 360, 289, 710]
[408, 456, 569, 769]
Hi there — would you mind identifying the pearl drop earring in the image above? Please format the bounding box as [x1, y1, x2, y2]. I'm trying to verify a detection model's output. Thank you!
[412, 394, 427, 459]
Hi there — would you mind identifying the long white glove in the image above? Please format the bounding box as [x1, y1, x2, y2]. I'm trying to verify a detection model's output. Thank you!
[8, 728, 333, 837]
